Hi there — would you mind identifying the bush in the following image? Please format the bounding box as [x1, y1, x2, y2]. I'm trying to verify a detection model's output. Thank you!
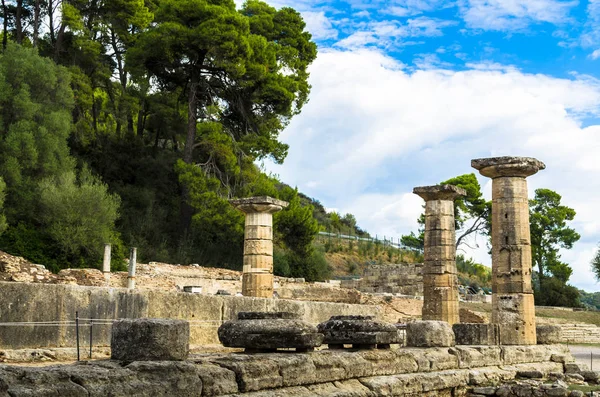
[534, 277, 581, 308]
[38, 167, 121, 267]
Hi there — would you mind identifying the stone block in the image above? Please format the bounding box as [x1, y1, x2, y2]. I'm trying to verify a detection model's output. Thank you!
[243, 240, 273, 256]
[425, 245, 455, 261]
[245, 212, 274, 227]
[424, 229, 456, 247]
[406, 321, 455, 347]
[423, 273, 458, 288]
[218, 312, 323, 352]
[536, 325, 562, 345]
[450, 346, 502, 368]
[317, 315, 401, 349]
[492, 293, 536, 345]
[245, 225, 272, 240]
[111, 318, 189, 361]
[425, 215, 455, 232]
[453, 323, 500, 346]
[423, 199, 455, 215]
[242, 254, 273, 271]
[424, 259, 457, 275]
[242, 273, 273, 298]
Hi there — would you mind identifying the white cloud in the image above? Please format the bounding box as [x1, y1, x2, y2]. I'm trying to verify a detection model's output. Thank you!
[589, 49, 600, 60]
[303, 11, 338, 40]
[460, 0, 577, 31]
[335, 17, 456, 49]
[267, 47, 600, 291]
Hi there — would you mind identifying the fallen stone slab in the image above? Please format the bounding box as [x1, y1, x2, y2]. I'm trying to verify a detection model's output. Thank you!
[317, 315, 402, 349]
[218, 312, 323, 352]
[111, 318, 189, 361]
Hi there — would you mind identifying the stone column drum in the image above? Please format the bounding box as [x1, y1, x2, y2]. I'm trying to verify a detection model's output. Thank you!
[472, 156, 545, 345]
[414, 185, 466, 325]
[231, 196, 288, 298]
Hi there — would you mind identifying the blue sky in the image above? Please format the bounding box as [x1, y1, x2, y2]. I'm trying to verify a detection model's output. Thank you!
[251, 0, 600, 291]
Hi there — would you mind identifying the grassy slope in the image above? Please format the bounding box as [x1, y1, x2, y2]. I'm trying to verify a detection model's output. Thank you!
[464, 301, 600, 326]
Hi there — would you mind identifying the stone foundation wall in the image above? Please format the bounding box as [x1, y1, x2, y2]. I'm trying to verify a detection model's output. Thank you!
[342, 263, 424, 296]
[0, 282, 379, 349]
[556, 323, 600, 344]
[0, 345, 574, 396]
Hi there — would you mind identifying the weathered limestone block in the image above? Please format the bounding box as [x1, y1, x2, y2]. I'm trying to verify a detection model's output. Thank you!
[453, 323, 500, 346]
[492, 293, 536, 345]
[111, 318, 189, 361]
[195, 364, 239, 396]
[317, 315, 401, 349]
[472, 156, 545, 346]
[0, 360, 204, 397]
[406, 320, 455, 347]
[450, 346, 502, 369]
[217, 312, 323, 352]
[536, 325, 562, 345]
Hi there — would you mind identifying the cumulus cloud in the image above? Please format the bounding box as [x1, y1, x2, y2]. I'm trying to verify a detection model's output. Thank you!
[335, 17, 456, 49]
[267, 47, 600, 291]
[302, 11, 338, 40]
[460, 0, 577, 31]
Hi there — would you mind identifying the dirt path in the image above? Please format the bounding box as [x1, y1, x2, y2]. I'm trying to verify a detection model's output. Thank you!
[568, 344, 600, 371]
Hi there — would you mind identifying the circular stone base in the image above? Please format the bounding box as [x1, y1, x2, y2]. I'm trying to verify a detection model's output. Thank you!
[218, 312, 323, 352]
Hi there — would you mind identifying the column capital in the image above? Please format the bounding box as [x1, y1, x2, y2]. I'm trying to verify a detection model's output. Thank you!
[413, 184, 466, 201]
[471, 156, 545, 178]
[230, 196, 289, 214]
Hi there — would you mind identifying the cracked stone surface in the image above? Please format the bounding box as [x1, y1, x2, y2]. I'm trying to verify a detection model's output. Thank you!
[317, 315, 402, 348]
[218, 312, 323, 351]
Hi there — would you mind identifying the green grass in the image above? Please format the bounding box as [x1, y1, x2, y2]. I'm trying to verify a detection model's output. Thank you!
[569, 384, 600, 392]
[460, 301, 600, 327]
[535, 308, 600, 327]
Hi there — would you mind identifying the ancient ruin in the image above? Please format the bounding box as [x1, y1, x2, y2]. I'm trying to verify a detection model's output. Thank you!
[230, 196, 288, 298]
[414, 184, 466, 325]
[218, 311, 323, 352]
[111, 318, 189, 361]
[472, 156, 545, 345]
[317, 315, 402, 349]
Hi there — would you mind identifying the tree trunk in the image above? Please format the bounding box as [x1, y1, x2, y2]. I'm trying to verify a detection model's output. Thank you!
[33, 0, 40, 47]
[183, 70, 199, 164]
[15, 0, 23, 44]
[179, 70, 199, 232]
[48, 0, 55, 45]
[1, 0, 7, 51]
[54, 23, 66, 61]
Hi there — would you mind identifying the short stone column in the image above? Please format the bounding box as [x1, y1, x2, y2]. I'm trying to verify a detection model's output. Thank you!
[102, 243, 111, 286]
[414, 185, 466, 325]
[127, 247, 137, 290]
[472, 156, 545, 345]
[230, 196, 288, 298]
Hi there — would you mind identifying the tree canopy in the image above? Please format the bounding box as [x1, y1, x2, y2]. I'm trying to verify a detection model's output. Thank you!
[0, 2, 331, 280]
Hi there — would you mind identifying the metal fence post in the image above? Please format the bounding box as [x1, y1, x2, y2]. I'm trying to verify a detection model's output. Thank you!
[75, 311, 80, 361]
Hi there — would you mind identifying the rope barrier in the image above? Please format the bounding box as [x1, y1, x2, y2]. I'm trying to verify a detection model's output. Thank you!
[0, 319, 227, 326]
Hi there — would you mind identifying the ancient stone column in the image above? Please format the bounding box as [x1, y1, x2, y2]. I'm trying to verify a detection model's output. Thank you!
[230, 196, 288, 298]
[414, 185, 466, 325]
[472, 156, 545, 345]
[102, 243, 111, 286]
[128, 247, 137, 290]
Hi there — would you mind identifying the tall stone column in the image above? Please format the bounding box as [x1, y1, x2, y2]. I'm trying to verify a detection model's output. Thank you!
[231, 196, 288, 298]
[472, 156, 545, 345]
[414, 185, 466, 325]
